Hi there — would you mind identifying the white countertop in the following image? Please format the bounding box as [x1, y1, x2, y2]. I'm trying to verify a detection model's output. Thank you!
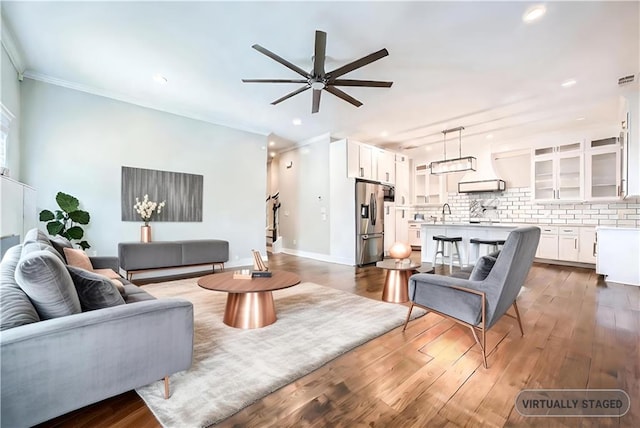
[411, 222, 521, 229]
[595, 226, 640, 231]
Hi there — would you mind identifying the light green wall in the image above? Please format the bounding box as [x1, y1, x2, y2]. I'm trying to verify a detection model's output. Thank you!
[19, 79, 267, 264]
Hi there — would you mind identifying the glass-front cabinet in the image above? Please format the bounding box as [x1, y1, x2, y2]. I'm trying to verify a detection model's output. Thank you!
[532, 142, 583, 202]
[585, 137, 621, 200]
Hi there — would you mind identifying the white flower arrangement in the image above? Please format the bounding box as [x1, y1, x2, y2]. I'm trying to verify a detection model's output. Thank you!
[134, 195, 166, 225]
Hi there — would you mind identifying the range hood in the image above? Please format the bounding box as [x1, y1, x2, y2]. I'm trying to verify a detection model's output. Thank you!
[457, 151, 506, 193]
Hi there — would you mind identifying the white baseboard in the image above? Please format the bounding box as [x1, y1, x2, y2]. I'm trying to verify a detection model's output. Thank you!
[280, 247, 355, 266]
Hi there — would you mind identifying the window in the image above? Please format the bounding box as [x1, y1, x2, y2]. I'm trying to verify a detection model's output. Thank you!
[1, 103, 15, 170]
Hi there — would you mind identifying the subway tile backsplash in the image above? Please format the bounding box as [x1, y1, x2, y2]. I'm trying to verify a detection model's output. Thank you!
[414, 187, 640, 227]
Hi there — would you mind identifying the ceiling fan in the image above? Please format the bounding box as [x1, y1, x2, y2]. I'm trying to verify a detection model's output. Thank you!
[242, 30, 393, 114]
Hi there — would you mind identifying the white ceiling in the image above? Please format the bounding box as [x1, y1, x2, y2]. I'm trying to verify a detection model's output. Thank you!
[2, 1, 638, 153]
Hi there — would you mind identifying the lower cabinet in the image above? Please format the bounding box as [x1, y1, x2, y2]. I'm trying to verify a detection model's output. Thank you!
[535, 226, 595, 263]
[536, 227, 559, 259]
[408, 223, 421, 247]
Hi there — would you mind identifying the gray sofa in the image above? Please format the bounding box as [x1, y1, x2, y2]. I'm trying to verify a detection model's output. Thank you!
[119, 239, 229, 280]
[0, 229, 194, 428]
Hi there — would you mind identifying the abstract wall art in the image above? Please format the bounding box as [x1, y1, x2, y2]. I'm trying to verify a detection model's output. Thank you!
[121, 166, 203, 222]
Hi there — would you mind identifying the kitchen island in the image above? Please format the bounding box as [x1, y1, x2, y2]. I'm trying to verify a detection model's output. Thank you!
[416, 222, 520, 266]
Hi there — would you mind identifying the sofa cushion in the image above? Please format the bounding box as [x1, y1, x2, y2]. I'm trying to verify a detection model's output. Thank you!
[22, 241, 65, 263]
[0, 245, 41, 330]
[23, 228, 51, 245]
[50, 236, 74, 261]
[15, 249, 82, 320]
[469, 255, 497, 281]
[64, 248, 94, 271]
[67, 266, 125, 311]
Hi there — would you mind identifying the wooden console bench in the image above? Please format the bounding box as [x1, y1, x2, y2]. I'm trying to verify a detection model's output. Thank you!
[118, 240, 229, 280]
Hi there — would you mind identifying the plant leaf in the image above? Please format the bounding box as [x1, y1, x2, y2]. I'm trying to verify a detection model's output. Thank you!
[56, 192, 79, 213]
[69, 210, 90, 225]
[39, 210, 55, 221]
[55, 210, 65, 220]
[78, 241, 91, 250]
[66, 226, 84, 240]
[46, 221, 65, 236]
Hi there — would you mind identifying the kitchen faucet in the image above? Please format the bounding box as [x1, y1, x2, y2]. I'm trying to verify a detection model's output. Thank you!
[442, 203, 451, 224]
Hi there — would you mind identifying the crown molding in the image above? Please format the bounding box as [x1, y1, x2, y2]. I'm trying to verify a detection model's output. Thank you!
[22, 70, 270, 137]
[1, 15, 25, 74]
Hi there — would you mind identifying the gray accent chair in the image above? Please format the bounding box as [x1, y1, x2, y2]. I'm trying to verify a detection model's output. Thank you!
[403, 226, 541, 368]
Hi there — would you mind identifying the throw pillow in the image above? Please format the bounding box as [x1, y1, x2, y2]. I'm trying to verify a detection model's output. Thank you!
[469, 255, 497, 281]
[21, 241, 65, 263]
[93, 268, 122, 280]
[50, 236, 74, 262]
[109, 278, 126, 296]
[66, 266, 125, 311]
[15, 250, 82, 320]
[0, 245, 41, 330]
[63, 248, 94, 271]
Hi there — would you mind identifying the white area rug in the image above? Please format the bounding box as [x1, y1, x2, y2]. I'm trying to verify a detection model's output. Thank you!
[136, 279, 425, 428]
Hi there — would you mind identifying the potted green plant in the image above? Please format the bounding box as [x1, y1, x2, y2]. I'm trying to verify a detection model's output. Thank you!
[39, 192, 91, 250]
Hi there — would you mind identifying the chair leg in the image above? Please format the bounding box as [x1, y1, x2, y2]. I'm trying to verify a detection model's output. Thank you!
[164, 376, 170, 399]
[468, 326, 487, 368]
[403, 303, 414, 331]
[513, 301, 525, 337]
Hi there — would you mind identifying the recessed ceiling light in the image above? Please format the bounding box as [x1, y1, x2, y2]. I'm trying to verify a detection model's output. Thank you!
[269, 140, 276, 146]
[380, 131, 389, 137]
[523, 5, 546, 23]
[270, 152, 276, 158]
[292, 118, 302, 126]
[486, 134, 494, 140]
[425, 146, 432, 152]
[561, 79, 577, 88]
[152, 73, 168, 85]
[576, 117, 585, 121]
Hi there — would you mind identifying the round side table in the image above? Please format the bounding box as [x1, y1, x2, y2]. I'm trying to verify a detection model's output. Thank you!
[376, 259, 421, 303]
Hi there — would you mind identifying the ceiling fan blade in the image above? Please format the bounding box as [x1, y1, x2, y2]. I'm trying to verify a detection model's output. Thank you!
[329, 79, 393, 88]
[326, 48, 389, 79]
[313, 30, 327, 77]
[271, 85, 311, 105]
[242, 79, 308, 84]
[324, 86, 363, 108]
[252, 44, 309, 78]
[312, 89, 322, 113]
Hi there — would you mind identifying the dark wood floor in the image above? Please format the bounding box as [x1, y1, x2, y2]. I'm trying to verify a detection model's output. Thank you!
[37, 252, 639, 428]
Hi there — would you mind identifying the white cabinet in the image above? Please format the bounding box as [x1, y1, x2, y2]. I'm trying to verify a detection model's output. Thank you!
[347, 140, 396, 184]
[0, 175, 37, 244]
[348, 140, 374, 180]
[408, 223, 421, 247]
[383, 203, 396, 254]
[536, 226, 559, 259]
[532, 142, 583, 202]
[535, 225, 596, 264]
[376, 149, 395, 184]
[558, 227, 579, 262]
[596, 227, 640, 286]
[395, 155, 411, 206]
[414, 163, 446, 205]
[395, 207, 410, 244]
[621, 93, 640, 198]
[585, 137, 622, 200]
[578, 227, 597, 264]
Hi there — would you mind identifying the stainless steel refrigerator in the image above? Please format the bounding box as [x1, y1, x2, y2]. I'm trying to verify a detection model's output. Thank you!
[355, 179, 385, 266]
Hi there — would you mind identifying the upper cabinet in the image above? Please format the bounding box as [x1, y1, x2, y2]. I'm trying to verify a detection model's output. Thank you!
[395, 154, 411, 206]
[414, 163, 447, 205]
[532, 141, 584, 202]
[585, 137, 622, 200]
[375, 148, 395, 183]
[346, 140, 397, 184]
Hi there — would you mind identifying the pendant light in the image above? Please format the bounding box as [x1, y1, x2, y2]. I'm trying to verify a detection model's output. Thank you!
[429, 126, 477, 174]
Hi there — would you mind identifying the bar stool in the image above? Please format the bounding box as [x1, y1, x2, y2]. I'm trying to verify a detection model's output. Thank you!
[468, 238, 505, 265]
[432, 235, 463, 274]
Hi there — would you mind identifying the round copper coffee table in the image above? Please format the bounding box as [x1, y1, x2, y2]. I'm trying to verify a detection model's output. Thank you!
[197, 270, 300, 329]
